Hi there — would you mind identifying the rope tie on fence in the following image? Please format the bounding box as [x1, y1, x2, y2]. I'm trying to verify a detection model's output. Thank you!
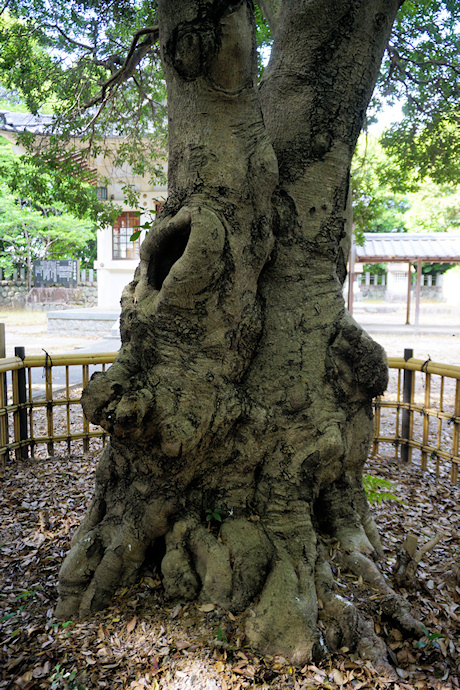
[421, 355, 431, 372]
[42, 349, 53, 377]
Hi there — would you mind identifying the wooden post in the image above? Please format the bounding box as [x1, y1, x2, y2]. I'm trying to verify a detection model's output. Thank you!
[14, 346, 28, 460]
[347, 237, 356, 315]
[401, 348, 413, 463]
[415, 259, 423, 327]
[452, 379, 460, 484]
[0, 324, 9, 464]
[406, 261, 412, 325]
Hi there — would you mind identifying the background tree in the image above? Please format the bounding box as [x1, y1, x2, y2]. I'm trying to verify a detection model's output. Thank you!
[405, 181, 460, 234]
[0, 188, 96, 278]
[0, 139, 96, 285]
[377, 0, 460, 186]
[352, 135, 410, 241]
[0, 1, 167, 219]
[352, 132, 460, 239]
[355, 1, 460, 239]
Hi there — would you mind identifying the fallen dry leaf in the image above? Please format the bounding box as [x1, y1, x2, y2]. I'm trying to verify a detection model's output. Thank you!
[126, 615, 137, 633]
[197, 603, 215, 612]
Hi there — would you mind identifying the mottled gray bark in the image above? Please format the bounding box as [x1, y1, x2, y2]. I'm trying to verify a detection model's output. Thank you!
[57, 0, 421, 669]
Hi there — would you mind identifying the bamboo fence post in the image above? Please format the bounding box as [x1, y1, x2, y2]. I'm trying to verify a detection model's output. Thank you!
[0, 324, 8, 464]
[452, 379, 460, 484]
[401, 348, 414, 463]
[13, 346, 28, 460]
[44, 354, 54, 456]
[421, 371, 431, 471]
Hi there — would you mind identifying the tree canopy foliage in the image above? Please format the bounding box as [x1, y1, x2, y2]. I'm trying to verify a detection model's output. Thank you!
[0, 0, 167, 221]
[0, 0, 459, 218]
[377, 0, 460, 186]
[352, 136, 410, 240]
[352, 133, 460, 239]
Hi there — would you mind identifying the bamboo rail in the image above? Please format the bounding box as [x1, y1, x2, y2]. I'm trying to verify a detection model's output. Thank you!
[373, 357, 460, 483]
[0, 352, 115, 462]
[0, 352, 459, 483]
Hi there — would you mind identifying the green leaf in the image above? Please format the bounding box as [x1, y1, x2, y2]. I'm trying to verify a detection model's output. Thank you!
[363, 474, 404, 505]
[130, 230, 142, 242]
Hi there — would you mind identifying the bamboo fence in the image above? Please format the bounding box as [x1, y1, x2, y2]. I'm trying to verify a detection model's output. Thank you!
[0, 352, 459, 483]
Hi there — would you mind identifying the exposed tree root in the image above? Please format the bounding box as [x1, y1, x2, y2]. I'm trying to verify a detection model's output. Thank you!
[56, 442, 422, 672]
[394, 532, 443, 589]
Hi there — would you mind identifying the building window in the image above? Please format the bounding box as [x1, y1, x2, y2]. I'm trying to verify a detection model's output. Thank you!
[394, 272, 407, 282]
[112, 212, 141, 259]
[96, 186, 108, 200]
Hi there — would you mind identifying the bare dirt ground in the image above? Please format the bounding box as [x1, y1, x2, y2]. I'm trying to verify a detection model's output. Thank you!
[356, 302, 460, 362]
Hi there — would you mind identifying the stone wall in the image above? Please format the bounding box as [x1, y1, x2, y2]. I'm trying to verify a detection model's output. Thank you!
[0, 280, 97, 309]
[357, 284, 444, 301]
[357, 285, 386, 301]
[47, 312, 119, 336]
[0, 280, 28, 308]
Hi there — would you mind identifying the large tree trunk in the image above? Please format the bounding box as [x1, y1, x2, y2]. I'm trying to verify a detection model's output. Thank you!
[56, 0, 422, 669]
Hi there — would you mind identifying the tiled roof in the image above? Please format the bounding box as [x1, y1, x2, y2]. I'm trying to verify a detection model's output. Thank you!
[0, 110, 98, 182]
[356, 233, 460, 263]
[0, 111, 53, 134]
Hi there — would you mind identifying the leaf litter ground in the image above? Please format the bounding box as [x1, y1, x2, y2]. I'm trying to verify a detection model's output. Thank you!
[1, 411, 459, 689]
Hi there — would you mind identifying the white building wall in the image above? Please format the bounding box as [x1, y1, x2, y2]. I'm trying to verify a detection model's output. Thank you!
[386, 263, 411, 302]
[95, 185, 167, 311]
[442, 266, 460, 306]
[97, 264, 137, 310]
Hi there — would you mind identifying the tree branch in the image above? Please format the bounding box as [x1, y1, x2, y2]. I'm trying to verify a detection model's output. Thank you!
[388, 44, 460, 76]
[40, 22, 95, 52]
[132, 74, 161, 118]
[82, 25, 159, 110]
[257, 0, 282, 33]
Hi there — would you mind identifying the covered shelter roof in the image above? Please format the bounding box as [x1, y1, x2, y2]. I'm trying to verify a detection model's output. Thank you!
[348, 233, 460, 326]
[356, 233, 460, 264]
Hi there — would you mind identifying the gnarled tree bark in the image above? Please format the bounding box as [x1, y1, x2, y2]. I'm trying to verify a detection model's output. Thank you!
[57, 0, 422, 670]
